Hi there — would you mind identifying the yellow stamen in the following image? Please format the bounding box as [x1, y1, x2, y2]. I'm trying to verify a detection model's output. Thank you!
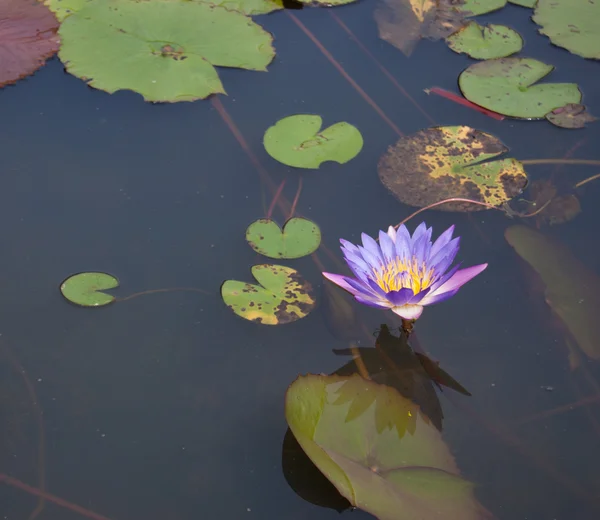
[373, 256, 434, 294]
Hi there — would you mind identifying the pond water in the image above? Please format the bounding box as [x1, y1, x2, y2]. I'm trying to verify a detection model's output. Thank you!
[1, 1, 600, 520]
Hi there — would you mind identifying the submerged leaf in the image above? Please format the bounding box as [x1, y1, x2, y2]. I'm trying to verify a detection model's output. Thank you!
[378, 125, 528, 211]
[505, 225, 600, 362]
[374, 0, 467, 57]
[221, 265, 315, 325]
[285, 373, 487, 520]
[545, 104, 597, 129]
[459, 57, 582, 119]
[528, 179, 581, 226]
[60, 272, 119, 307]
[263, 115, 363, 169]
[0, 0, 60, 87]
[446, 22, 523, 60]
[245, 218, 321, 259]
[533, 0, 600, 59]
[58, 0, 275, 102]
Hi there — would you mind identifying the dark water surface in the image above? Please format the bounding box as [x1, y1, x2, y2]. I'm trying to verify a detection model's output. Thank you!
[1, 2, 600, 519]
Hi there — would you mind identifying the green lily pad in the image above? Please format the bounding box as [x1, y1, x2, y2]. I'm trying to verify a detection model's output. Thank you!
[509, 0, 537, 7]
[505, 225, 600, 363]
[459, 57, 582, 119]
[58, 0, 275, 102]
[221, 265, 315, 325]
[263, 115, 363, 169]
[245, 218, 321, 259]
[457, 0, 507, 16]
[533, 0, 600, 59]
[285, 373, 486, 520]
[297, 0, 357, 4]
[209, 0, 284, 15]
[545, 103, 597, 129]
[60, 272, 119, 307]
[446, 22, 523, 59]
[43, 0, 87, 22]
[378, 125, 528, 212]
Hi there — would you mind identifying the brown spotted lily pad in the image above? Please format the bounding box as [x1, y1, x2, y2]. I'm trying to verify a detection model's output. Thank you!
[378, 125, 528, 212]
[545, 104, 597, 129]
[221, 264, 315, 325]
[0, 0, 60, 87]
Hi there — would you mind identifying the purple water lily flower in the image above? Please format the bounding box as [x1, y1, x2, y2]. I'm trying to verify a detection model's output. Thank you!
[323, 222, 487, 320]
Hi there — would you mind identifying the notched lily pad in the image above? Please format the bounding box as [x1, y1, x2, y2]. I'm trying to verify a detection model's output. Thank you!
[545, 104, 596, 129]
[459, 57, 582, 119]
[60, 272, 119, 307]
[285, 373, 487, 520]
[263, 115, 363, 169]
[246, 218, 321, 259]
[221, 265, 315, 325]
[378, 125, 528, 211]
[58, 0, 275, 102]
[446, 22, 523, 60]
[0, 0, 60, 87]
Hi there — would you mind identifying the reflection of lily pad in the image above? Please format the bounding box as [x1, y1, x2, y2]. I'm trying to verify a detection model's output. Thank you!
[533, 0, 600, 59]
[458, 0, 506, 16]
[285, 373, 486, 520]
[221, 265, 315, 325]
[378, 125, 528, 212]
[60, 272, 119, 307]
[545, 104, 596, 129]
[459, 57, 582, 119]
[0, 0, 60, 87]
[263, 115, 363, 169]
[446, 22, 523, 59]
[505, 225, 600, 364]
[58, 0, 275, 102]
[246, 218, 321, 259]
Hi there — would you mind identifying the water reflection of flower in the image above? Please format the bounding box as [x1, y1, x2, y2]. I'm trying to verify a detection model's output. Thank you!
[323, 222, 487, 320]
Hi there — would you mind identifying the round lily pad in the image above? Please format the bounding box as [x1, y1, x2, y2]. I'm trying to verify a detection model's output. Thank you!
[459, 57, 582, 119]
[209, 0, 284, 15]
[263, 115, 363, 169]
[221, 265, 315, 325]
[446, 22, 523, 59]
[457, 0, 507, 16]
[0, 0, 60, 87]
[245, 218, 321, 259]
[285, 373, 486, 520]
[58, 0, 275, 102]
[533, 0, 600, 59]
[545, 104, 597, 129]
[43, 0, 87, 22]
[378, 125, 528, 212]
[60, 272, 119, 307]
[509, 0, 537, 7]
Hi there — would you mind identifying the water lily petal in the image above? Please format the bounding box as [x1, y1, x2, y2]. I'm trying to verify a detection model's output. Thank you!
[357, 244, 383, 271]
[412, 232, 429, 265]
[430, 225, 455, 258]
[340, 238, 360, 255]
[361, 233, 384, 263]
[322, 272, 358, 295]
[347, 276, 381, 299]
[432, 263, 488, 295]
[379, 229, 396, 264]
[385, 287, 414, 306]
[429, 237, 460, 274]
[408, 287, 431, 304]
[392, 304, 424, 320]
[411, 222, 428, 244]
[386, 225, 397, 242]
[395, 224, 412, 261]
[354, 295, 393, 309]
[419, 288, 459, 306]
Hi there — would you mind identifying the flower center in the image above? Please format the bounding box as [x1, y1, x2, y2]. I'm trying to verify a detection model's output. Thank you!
[373, 256, 434, 294]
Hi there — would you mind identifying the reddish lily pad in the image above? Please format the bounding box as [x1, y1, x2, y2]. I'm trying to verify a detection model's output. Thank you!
[545, 104, 597, 129]
[0, 0, 60, 87]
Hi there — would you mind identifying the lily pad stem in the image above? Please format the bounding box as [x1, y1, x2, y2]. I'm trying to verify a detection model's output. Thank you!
[521, 159, 600, 167]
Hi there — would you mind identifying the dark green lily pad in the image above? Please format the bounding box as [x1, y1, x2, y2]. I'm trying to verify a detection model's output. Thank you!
[509, 0, 536, 7]
[221, 265, 315, 325]
[297, 0, 357, 4]
[459, 57, 582, 119]
[446, 22, 523, 60]
[545, 104, 596, 129]
[58, 0, 275, 102]
[533, 0, 600, 59]
[505, 225, 600, 364]
[378, 125, 528, 212]
[285, 373, 487, 520]
[246, 218, 321, 259]
[210, 0, 284, 15]
[263, 115, 363, 169]
[60, 272, 119, 307]
[458, 0, 507, 16]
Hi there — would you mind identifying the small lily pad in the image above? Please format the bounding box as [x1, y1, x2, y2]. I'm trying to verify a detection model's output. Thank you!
[221, 265, 315, 325]
[533, 0, 600, 59]
[263, 115, 363, 169]
[545, 104, 596, 129]
[446, 22, 523, 60]
[458, 0, 507, 16]
[285, 373, 486, 520]
[459, 57, 582, 119]
[60, 272, 119, 307]
[378, 125, 528, 211]
[246, 218, 321, 259]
